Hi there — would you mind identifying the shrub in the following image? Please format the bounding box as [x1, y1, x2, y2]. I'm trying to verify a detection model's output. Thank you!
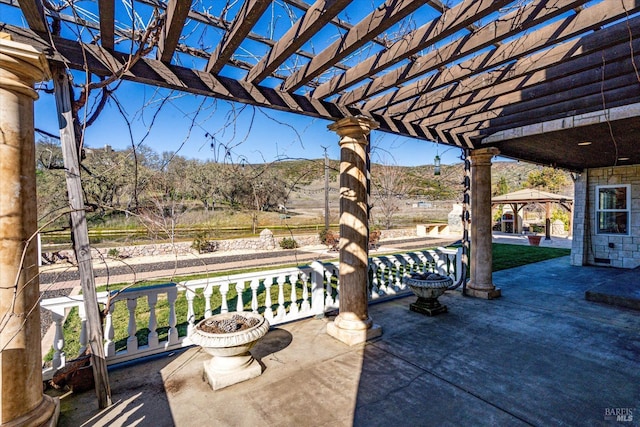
[279, 237, 298, 249]
[318, 229, 330, 245]
[191, 232, 217, 254]
[107, 248, 120, 258]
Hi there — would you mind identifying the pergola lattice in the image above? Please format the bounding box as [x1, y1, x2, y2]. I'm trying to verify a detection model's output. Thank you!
[2, 0, 639, 170]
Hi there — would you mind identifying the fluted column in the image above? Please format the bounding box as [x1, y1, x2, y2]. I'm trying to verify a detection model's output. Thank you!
[326, 117, 382, 346]
[0, 34, 58, 425]
[466, 147, 501, 299]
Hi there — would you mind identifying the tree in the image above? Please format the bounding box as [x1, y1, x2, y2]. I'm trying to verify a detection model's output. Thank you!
[494, 176, 509, 196]
[525, 167, 568, 193]
[371, 164, 410, 229]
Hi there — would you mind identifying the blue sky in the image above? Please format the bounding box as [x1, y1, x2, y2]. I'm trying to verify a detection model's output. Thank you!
[33, 78, 464, 167]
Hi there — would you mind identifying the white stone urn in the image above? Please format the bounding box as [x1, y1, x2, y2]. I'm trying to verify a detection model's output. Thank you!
[189, 312, 269, 390]
[402, 273, 453, 316]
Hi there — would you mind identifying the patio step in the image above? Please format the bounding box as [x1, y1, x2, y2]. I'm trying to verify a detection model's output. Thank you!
[585, 266, 640, 311]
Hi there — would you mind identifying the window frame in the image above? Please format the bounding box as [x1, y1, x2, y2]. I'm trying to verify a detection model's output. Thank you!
[595, 184, 631, 235]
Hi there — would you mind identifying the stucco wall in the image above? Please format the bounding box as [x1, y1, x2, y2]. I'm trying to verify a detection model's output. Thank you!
[572, 165, 640, 268]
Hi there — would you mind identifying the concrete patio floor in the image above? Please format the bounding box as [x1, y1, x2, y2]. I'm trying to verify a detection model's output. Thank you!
[52, 256, 639, 427]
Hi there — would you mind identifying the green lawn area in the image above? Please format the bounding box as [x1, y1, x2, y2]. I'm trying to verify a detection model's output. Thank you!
[492, 243, 570, 271]
[46, 243, 570, 363]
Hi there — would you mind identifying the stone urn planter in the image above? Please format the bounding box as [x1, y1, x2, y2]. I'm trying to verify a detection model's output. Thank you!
[527, 235, 542, 246]
[402, 273, 453, 316]
[190, 312, 269, 390]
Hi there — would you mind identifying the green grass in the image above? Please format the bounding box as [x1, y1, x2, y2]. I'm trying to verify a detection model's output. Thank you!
[46, 243, 569, 362]
[492, 243, 570, 271]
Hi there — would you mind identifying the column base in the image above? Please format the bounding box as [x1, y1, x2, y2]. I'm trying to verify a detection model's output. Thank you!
[465, 285, 501, 300]
[326, 314, 382, 346]
[202, 356, 263, 391]
[1, 395, 59, 427]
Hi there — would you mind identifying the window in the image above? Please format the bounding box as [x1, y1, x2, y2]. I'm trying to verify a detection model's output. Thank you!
[596, 185, 630, 235]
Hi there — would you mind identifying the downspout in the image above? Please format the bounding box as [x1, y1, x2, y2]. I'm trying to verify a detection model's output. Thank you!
[448, 148, 470, 291]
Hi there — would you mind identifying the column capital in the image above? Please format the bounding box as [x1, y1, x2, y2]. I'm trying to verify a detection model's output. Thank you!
[328, 116, 379, 141]
[0, 34, 51, 99]
[470, 147, 500, 166]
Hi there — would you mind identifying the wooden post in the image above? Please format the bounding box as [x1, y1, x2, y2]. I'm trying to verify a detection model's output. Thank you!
[52, 63, 112, 408]
[545, 201, 552, 240]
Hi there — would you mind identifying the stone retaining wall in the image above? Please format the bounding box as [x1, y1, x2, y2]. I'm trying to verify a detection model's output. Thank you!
[41, 228, 418, 264]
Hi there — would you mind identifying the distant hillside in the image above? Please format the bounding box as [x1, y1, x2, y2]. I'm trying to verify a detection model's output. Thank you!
[282, 159, 574, 201]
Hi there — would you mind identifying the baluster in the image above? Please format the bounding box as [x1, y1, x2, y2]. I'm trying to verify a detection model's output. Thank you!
[78, 304, 87, 355]
[186, 289, 196, 336]
[324, 270, 335, 307]
[300, 272, 310, 312]
[310, 261, 325, 315]
[167, 287, 179, 345]
[289, 273, 299, 316]
[220, 283, 229, 313]
[204, 285, 213, 318]
[276, 275, 286, 319]
[104, 303, 115, 357]
[126, 298, 138, 354]
[264, 279, 274, 320]
[148, 293, 159, 348]
[335, 270, 340, 304]
[369, 262, 380, 298]
[236, 282, 245, 312]
[51, 312, 64, 370]
[250, 279, 260, 314]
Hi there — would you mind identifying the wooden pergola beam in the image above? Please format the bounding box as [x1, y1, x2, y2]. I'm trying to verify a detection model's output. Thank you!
[206, 0, 271, 75]
[157, 0, 190, 63]
[394, 14, 640, 120]
[312, 0, 512, 99]
[245, 0, 352, 84]
[16, 0, 47, 34]
[448, 83, 640, 138]
[338, 0, 587, 106]
[410, 42, 640, 126]
[359, 0, 640, 113]
[97, 0, 114, 50]
[282, 0, 425, 92]
[1, 24, 436, 143]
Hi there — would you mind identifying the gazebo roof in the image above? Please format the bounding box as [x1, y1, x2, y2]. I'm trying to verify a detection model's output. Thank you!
[492, 189, 573, 205]
[1, 1, 640, 170]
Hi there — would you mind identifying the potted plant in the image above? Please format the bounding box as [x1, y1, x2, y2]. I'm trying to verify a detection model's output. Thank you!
[189, 312, 269, 390]
[527, 235, 542, 246]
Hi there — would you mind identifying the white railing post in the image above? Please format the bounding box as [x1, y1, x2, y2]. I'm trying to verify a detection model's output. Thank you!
[300, 272, 310, 313]
[51, 312, 64, 370]
[186, 290, 196, 336]
[126, 298, 138, 354]
[104, 303, 115, 357]
[167, 287, 179, 345]
[310, 261, 325, 315]
[148, 293, 159, 349]
[236, 283, 245, 312]
[289, 273, 299, 316]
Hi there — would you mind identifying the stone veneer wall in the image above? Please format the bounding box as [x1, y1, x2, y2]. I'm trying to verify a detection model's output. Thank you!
[572, 165, 640, 268]
[42, 228, 418, 263]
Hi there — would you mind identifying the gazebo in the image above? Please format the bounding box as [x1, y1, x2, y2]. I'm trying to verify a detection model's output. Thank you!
[1, 1, 639, 425]
[492, 189, 574, 239]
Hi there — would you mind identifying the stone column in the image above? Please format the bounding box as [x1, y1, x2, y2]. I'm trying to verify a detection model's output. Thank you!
[326, 117, 382, 346]
[0, 35, 58, 425]
[466, 147, 501, 299]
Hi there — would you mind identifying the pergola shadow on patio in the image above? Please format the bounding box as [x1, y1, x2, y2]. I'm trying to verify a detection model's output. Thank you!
[54, 256, 640, 426]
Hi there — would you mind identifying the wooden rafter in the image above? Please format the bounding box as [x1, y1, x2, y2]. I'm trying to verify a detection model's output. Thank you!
[412, 42, 640, 128]
[312, 0, 511, 99]
[395, 14, 640, 121]
[157, 0, 190, 63]
[206, 0, 271, 75]
[0, 24, 438, 143]
[245, 0, 352, 84]
[16, 0, 47, 33]
[97, 0, 114, 50]
[337, 0, 589, 105]
[455, 84, 640, 140]
[360, 0, 640, 114]
[282, 0, 425, 92]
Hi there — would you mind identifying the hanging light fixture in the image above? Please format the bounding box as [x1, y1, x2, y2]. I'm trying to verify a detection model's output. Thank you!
[434, 155, 441, 176]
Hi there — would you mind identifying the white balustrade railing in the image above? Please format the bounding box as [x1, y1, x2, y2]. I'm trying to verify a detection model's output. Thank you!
[40, 247, 461, 380]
